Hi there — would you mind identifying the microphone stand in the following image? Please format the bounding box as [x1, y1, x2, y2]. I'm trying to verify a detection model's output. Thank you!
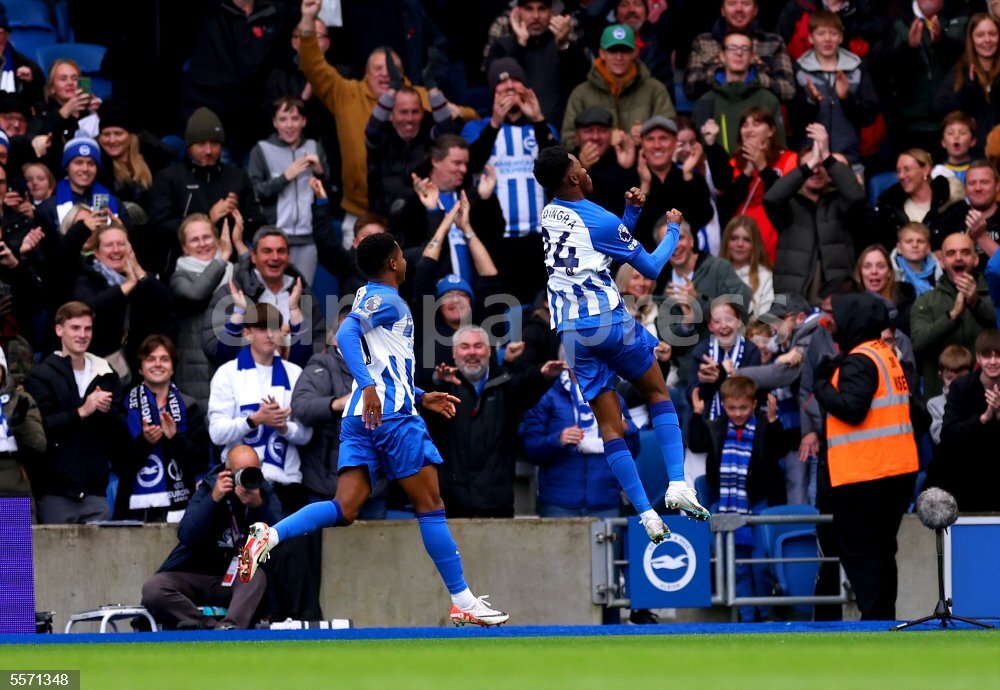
[892, 528, 994, 631]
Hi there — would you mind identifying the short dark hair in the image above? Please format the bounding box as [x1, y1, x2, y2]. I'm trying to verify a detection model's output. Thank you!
[720, 375, 757, 401]
[967, 159, 998, 181]
[244, 302, 284, 331]
[273, 95, 306, 116]
[976, 328, 1000, 356]
[252, 225, 289, 249]
[55, 301, 94, 325]
[722, 29, 754, 47]
[136, 334, 178, 369]
[356, 232, 399, 276]
[430, 134, 468, 162]
[533, 146, 572, 192]
[941, 110, 976, 136]
[808, 9, 843, 33]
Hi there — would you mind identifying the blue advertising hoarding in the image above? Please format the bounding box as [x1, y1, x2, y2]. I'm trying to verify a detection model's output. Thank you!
[626, 516, 712, 609]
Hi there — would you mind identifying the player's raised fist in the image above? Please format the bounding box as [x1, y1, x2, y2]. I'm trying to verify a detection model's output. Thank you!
[666, 208, 683, 224]
[624, 187, 645, 208]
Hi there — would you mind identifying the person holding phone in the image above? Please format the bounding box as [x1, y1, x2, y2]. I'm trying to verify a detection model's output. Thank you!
[37, 137, 132, 236]
[27, 60, 102, 177]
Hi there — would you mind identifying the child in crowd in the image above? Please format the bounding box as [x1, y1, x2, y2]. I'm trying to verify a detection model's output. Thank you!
[689, 376, 787, 622]
[890, 222, 942, 296]
[746, 320, 775, 365]
[928, 344, 974, 445]
[690, 301, 762, 422]
[931, 111, 977, 183]
[793, 10, 878, 167]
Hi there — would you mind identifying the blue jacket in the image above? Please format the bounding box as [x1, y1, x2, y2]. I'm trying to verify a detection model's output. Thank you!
[520, 385, 639, 511]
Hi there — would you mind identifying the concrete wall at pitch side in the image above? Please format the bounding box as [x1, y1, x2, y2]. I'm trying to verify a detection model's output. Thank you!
[31, 515, 940, 632]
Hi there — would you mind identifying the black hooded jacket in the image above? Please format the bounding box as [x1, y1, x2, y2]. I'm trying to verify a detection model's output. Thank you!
[814, 294, 929, 435]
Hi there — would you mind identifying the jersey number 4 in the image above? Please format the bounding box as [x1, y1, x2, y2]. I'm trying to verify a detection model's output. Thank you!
[546, 231, 580, 276]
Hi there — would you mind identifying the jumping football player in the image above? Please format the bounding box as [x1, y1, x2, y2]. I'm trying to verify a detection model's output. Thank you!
[238, 232, 509, 627]
[533, 145, 710, 543]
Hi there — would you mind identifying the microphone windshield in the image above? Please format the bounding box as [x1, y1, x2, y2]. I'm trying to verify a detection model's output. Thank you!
[916, 488, 959, 530]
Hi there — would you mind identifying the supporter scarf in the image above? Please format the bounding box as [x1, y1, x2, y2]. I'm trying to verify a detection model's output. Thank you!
[895, 253, 937, 296]
[594, 58, 638, 99]
[235, 346, 291, 472]
[0, 45, 15, 93]
[92, 257, 126, 286]
[560, 370, 605, 453]
[439, 192, 473, 287]
[174, 253, 234, 292]
[54, 178, 119, 226]
[708, 335, 746, 419]
[126, 382, 190, 510]
[718, 416, 755, 546]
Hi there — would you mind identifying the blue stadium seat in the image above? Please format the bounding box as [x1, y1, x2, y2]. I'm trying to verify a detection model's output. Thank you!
[773, 529, 820, 613]
[9, 24, 57, 61]
[160, 134, 187, 162]
[694, 474, 719, 513]
[310, 264, 339, 322]
[36, 42, 106, 77]
[53, 0, 72, 42]
[634, 429, 668, 513]
[673, 78, 695, 116]
[753, 504, 819, 615]
[7, 1, 52, 27]
[867, 171, 898, 207]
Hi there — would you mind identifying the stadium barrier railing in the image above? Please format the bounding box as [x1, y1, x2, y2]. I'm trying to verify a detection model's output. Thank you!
[591, 514, 852, 616]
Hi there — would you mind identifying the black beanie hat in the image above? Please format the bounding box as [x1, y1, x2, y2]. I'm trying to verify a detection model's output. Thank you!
[184, 107, 225, 146]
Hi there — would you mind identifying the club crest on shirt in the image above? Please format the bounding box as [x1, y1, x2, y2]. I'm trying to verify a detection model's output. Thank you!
[355, 295, 382, 317]
[618, 225, 638, 250]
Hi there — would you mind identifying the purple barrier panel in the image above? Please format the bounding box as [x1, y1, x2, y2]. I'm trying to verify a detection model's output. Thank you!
[0, 496, 35, 633]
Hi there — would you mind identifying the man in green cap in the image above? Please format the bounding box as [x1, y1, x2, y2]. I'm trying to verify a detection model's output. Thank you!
[561, 23, 675, 151]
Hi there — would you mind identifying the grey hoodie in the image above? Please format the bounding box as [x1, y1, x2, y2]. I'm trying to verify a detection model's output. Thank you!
[247, 134, 330, 239]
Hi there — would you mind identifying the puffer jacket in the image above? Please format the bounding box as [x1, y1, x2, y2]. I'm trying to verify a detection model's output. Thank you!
[170, 258, 232, 408]
[763, 157, 867, 297]
[520, 384, 638, 512]
[873, 175, 966, 251]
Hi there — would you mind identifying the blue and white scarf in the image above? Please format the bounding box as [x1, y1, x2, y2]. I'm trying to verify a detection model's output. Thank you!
[126, 382, 190, 510]
[55, 178, 120, 226]
[439, 191, 473, 286]
[718, 416, 755, 546]
[235, 346, 291, 472]
[0, 45, 15, 94]
[895, 253, 937, 296]
[708, 335, 746, 419]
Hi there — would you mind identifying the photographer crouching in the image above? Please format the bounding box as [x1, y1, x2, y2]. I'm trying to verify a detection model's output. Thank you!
[140, 444, 279, 630]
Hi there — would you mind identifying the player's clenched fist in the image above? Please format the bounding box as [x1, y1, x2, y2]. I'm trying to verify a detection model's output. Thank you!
[666, 208, 683, 224]
[624, 187, 645, 208]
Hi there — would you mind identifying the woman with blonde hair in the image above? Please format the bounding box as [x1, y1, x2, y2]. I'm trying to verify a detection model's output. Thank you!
[27, 59, 101, 174]
[97, 101, 154, 210]
[720, 215, 773, 317]
[873, 148, 965, 248]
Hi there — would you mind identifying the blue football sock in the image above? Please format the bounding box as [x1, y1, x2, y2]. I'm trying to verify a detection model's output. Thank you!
[416, 509, 468, 595]
[273, 499, 344, 541]
[605, 437, 653, 514]
[651, 400, 685, 483]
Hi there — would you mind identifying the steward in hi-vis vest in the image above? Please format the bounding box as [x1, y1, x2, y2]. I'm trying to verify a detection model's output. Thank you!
[814, 293, 926, 621]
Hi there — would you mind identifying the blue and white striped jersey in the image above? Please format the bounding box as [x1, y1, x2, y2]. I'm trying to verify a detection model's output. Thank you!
[541, 199, 643, 332]
[462, 119, 556, 238]
[343, 283, 418, 418]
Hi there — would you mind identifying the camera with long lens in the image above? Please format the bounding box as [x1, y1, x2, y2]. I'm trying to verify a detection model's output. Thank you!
[232, 466, 263, 491]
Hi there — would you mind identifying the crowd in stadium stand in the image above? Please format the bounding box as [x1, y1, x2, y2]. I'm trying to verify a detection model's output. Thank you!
[1, 0, 999, 627]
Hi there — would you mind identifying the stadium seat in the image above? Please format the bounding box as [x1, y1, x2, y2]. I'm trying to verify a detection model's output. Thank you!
[36, 42, 106, 76]
[867, 171, 898, 207]
[753, 504, 820, 615]
[7, 0, 52, 26]
[634, 429, 668, 513]
[694, 474, 718, 513]
[53, 0, 72, 42]
[9, 24, 57, 61]
[310, 264, 339, 322]
[673, 78, 694, 116]
[773, 529, 820, 613]
[160, 134, 187, 162]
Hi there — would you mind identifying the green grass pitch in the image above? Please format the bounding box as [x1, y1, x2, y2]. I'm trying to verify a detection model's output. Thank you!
[4, 631, 999, 690]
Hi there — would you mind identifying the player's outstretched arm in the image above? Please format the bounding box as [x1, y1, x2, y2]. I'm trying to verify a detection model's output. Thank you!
[629, 208, 683, 280]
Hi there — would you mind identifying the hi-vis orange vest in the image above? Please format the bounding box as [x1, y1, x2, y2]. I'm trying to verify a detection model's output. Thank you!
[826, 339, 919, 487]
